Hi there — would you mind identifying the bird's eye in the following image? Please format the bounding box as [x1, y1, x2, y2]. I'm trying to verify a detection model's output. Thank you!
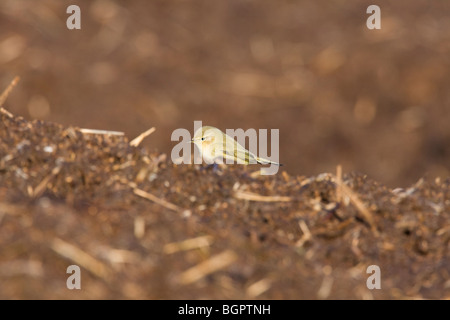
[201, 137, 206, 141]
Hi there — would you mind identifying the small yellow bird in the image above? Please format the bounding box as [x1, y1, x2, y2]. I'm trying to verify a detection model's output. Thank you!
[191, 126, 282, 166]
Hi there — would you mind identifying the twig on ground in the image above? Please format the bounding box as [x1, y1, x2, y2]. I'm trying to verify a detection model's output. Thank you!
[134, 216, 145, 239]
[317, 266, 334, 299]
[132, 185, 187, 214]
[79, 128, 124, 136]
[295, 220, 312, 247]
[0, 76, 20, 114]
[130, 127, 156, 147]
[177, 250, 238, 285]
[234, 190, 292, 202]
[246, 278, 272, 298]
[50, 238, 111, 280]
[336, 164, 343, 203]
[164, 236, 214, 254]
[332, 169, 378, 235]
[32, 165, 62, 198]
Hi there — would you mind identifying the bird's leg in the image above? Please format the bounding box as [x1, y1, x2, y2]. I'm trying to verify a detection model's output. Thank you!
[208, 163, 219, 172]
[199, 163, 220, 172]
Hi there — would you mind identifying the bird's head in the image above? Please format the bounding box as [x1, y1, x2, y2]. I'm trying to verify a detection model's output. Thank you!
[191, 126, 221, 147]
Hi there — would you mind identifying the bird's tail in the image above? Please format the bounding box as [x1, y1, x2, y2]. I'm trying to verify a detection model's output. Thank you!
[256, 156, 283, 166]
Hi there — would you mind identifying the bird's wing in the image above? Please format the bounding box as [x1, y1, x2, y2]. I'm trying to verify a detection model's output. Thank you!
[215, 135, 280, 165]
[218, 137, 258, 164]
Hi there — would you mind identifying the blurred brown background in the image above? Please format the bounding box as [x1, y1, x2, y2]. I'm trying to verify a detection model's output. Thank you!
[1, 0, 449, 187]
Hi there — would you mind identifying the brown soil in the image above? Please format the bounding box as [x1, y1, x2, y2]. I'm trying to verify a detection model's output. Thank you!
[0, 0, 449, 300]
[0, 111, 449, 299]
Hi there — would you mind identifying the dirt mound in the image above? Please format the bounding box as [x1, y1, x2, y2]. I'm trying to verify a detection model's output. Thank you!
[1, 110, 448, 299]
